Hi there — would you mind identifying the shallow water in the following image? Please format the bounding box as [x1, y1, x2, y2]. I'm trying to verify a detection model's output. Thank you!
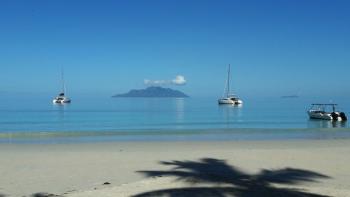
[0, 96, 349, 142]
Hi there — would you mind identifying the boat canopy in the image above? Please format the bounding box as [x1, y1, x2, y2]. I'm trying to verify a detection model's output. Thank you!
[310, 104, 338, 112]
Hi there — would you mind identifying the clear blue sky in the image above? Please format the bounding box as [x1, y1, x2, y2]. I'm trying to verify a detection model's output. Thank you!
[0, 0, 349, 98]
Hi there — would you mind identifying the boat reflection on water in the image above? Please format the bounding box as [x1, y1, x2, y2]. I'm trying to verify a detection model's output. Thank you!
[174, 98, 185, 128]
[52, 102, 69, 122]
[218, 104, 243, 128]
[307, 119, 348, 128]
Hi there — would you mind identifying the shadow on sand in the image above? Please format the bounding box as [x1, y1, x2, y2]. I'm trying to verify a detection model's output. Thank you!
[133, 158, 331, 197]
[31, 193, 62, 197]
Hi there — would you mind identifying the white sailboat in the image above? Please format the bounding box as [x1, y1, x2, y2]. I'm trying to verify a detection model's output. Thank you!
[218, 64, 243, 105]
[53, 69, 71, 104]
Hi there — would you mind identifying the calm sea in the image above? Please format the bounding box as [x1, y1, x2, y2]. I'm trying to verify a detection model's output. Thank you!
[0, 96, 349, 143]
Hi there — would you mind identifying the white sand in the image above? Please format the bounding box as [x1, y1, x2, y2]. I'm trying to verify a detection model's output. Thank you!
[0, 139, 349, 197]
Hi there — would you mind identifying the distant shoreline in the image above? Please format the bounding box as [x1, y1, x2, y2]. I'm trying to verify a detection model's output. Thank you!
[281, 95, 299, 98]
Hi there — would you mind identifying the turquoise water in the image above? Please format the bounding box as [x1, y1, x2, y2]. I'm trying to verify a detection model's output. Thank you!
[0, 96, 349, 142]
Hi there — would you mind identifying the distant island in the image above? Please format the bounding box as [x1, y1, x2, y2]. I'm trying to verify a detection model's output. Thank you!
[112, 86, 189, 98]
[281, 95, 299, 98]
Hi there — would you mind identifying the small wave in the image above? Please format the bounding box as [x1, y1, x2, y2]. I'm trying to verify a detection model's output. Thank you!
[1, 128, 350, 143]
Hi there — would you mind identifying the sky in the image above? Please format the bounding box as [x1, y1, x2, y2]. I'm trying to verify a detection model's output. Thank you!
[0, 0, 349, 98]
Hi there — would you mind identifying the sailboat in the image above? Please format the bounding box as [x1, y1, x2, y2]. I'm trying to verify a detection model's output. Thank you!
[218, 64, 243, 105]
[52, 69, 71, 104]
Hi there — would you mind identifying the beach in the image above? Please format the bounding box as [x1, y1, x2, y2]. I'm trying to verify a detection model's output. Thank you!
[2, 0, 350, 196]
[0, 139, 349, 197]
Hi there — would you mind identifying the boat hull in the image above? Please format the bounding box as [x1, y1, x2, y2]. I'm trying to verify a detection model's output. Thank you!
[218, 98, 243, 105]
[53, 98, 71, 104]
[308, 111, 333, 120]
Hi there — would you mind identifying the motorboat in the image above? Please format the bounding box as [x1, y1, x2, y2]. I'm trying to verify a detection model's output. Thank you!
[218, 64, 243, 105]
[53, 69, 71, 104]
[308, 104, 347, 121]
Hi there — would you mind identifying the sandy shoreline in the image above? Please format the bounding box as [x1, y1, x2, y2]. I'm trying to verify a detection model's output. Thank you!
[0, 139, 349, 197]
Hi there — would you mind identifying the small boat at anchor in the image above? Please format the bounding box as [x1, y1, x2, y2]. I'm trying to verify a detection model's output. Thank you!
[53, 92, 71, 104]
[218, 64, 243, 105]
[53, 69, 71, 104]
[307, 104, 347, 121]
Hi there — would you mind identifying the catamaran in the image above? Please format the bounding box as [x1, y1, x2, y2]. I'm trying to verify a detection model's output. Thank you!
[53, 69, 71, 104]
[218, 64, 243, 105]
[308, 104, 347, 121]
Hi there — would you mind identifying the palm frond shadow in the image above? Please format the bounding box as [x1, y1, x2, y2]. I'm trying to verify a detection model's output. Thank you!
[133, 158, 331, 197]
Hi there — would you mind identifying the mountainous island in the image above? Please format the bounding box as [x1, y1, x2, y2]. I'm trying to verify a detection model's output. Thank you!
[112, 86, 189, 98]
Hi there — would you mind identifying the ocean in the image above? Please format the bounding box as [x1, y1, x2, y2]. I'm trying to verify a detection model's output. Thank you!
[0, 96, 349, 143]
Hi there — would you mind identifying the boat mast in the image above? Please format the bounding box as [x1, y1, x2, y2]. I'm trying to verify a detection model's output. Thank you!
[61, 67, 66, 95]
[227, 64, 230, 97]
